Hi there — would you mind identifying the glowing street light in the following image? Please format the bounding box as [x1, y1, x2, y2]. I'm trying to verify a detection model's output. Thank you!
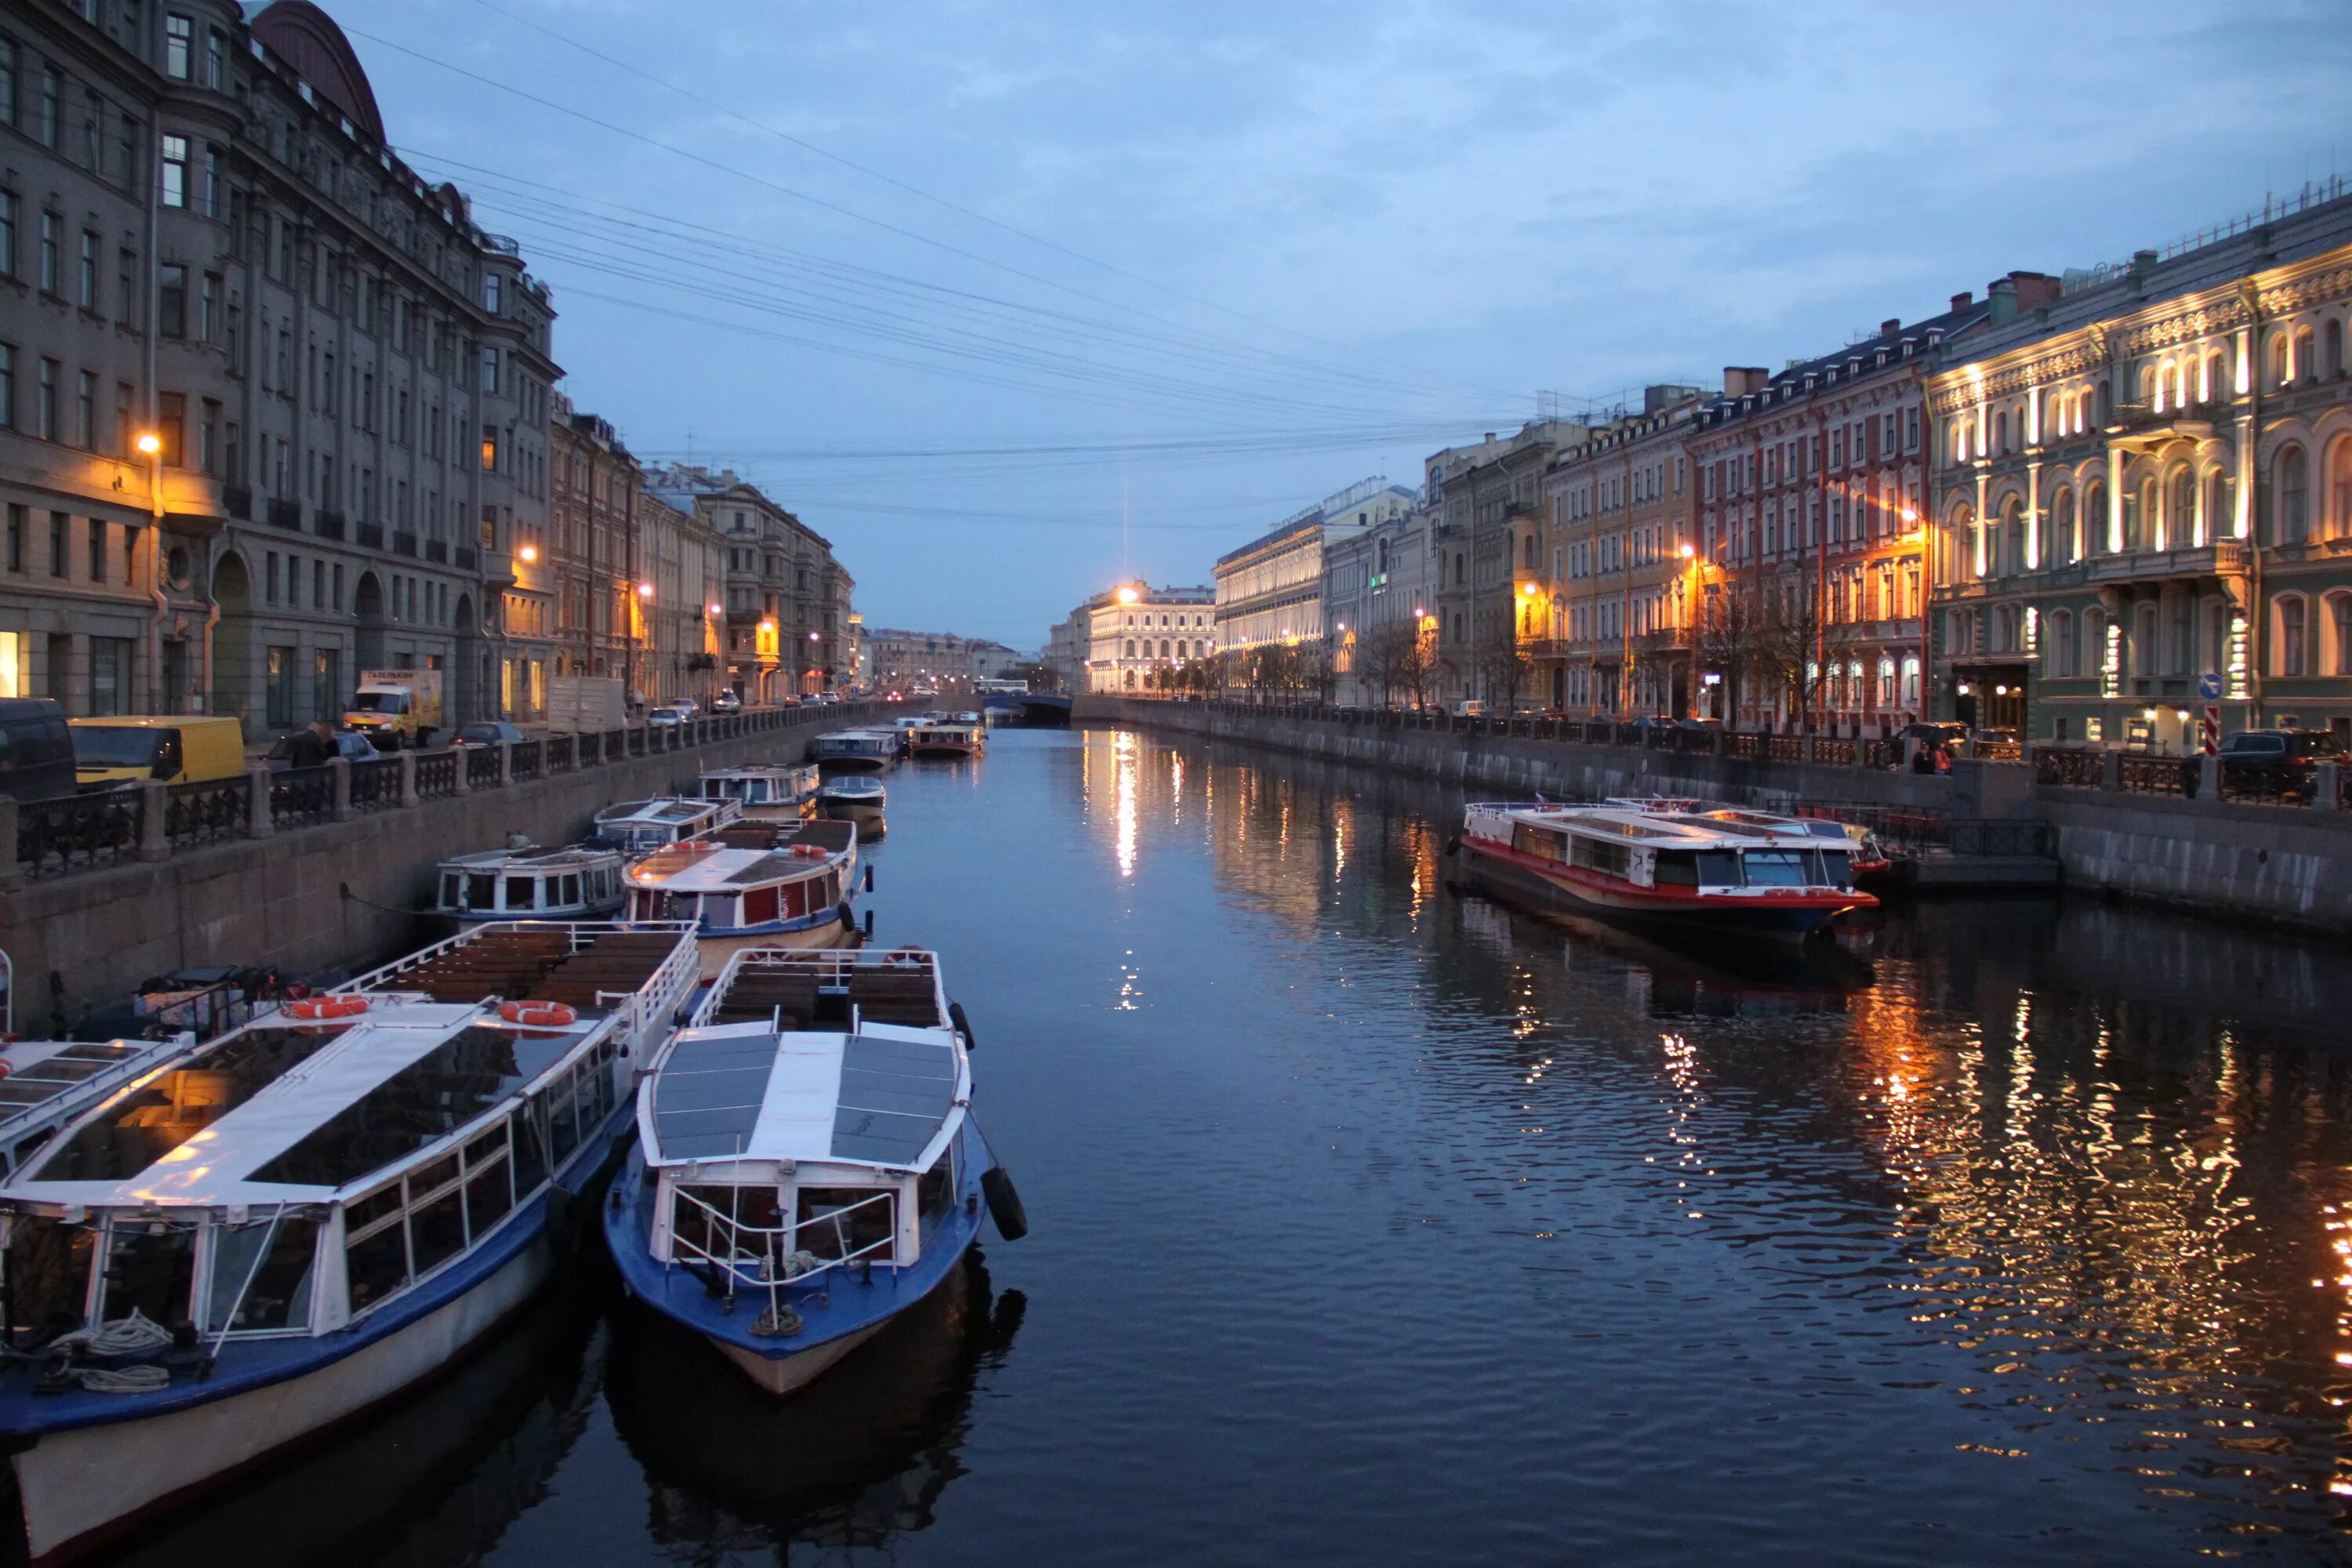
[1116, 586, 1140, 604]
[1677, 543, 1696, 559]
[133, 432, 161, 456]
[517, 543, 539, 563]
[708, 603, 723, 617]
[636, 581, 654, 598]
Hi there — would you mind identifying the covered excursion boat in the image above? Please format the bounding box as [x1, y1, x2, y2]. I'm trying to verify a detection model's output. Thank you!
[0, 920, 699, 1563]
[622, 820, 864, 974]
[906, 722, 981, 759]
[604, 947, 1025, 1395]
[810, 731, 898, 772]
[434, 844, 627, 923]
[590, 797, 742, 854]
[698, 764, 820, 823]
[1457, 801, 1877, 942]
[815, 774, 886, 836]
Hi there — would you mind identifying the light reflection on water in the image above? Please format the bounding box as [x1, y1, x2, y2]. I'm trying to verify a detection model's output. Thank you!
[108, 725, 2352, 1566]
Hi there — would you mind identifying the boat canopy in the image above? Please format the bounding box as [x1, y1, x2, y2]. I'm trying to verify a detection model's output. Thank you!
[642, 1020, 962, 1173]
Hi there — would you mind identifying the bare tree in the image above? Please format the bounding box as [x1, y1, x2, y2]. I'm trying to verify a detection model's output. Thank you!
[1478, 644, 1536, 714]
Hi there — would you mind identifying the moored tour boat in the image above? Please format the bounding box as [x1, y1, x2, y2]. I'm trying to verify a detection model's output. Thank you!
[815, 775, 886, 836]
[622, 820, 864, 975]
[906, 722, 981, 760]
[699, 764, 819, 823]
[811, 731, 898, 773]
[590, 797, 743, 854]
[0, 920, 699, 1563]
[434, 844, 627, 924]
[1456, 800, 1877, 942]
[604, 946, 1025, 1396]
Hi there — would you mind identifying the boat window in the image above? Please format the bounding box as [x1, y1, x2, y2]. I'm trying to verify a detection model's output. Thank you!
[249, 1027, 581, 1187]
[795, 1188, 895, 1263]
[544, 1072, 581, 1167]
[511, 1105, 550, 1198]
[5, 1218, 95, 1343]
[465, 1126, 513, 1239]
[1568, 836, 1631, 879]
[506, 877, 536, 912]
[204, 1214, 320, 1334]
[743, 884, 780, 925]
[781, 879, 810, 920]
[1653, 851, 1698, 887]
[467, 873, 496, 910]
[703, 895, 739, 927]
[1819, 851, 1851, 889]
[344, 1196, 410, 1312]
[1693, 851, 1743, 887]
[100, 1218, 198, 1327]
[34, 1026, 355, 1183]
[671, 1184, 782, 1265]
[560, 873, 581, 907]
[917, 1149, 955, 1240]
[1742, 851, 1808, 887]
[441, 872, 462, 909]
[407, 1181, 466, 1279]
[1512, 825, 1566, 860]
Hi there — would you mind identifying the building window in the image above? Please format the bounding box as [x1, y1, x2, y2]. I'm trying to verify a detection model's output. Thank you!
[158, 263, 186, 337]
[158, 392, 183, 466]
[49, 510, 67, 578]
[2271, 445, 2311, 543]
[481, 424, 499, 471]
[76, 230, 96, 308]
[34, 358, 56, 440]
[4, 505, 20, 573]
[87, 520, 103, 586]
[89, 637, 131, 716]
[265, 646, 294, 728]
[479, 346, 499, 393]
[38, 212, 58, 293]
[164, 14, 191, 78]
[2281, 597, 2307, 677]
[0, 344, 12, 430]
[38, 67, 56, 147]
[74, 371, 92, 447]
[159, 133, 187, 207]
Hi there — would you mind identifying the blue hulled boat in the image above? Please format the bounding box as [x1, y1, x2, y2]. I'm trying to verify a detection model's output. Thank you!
[604, 946, 1025, 1396]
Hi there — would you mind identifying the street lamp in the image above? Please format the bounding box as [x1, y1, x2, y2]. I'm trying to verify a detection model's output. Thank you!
[133, 432, 161, 456]
[708, 603, 723, 617]
[517, 543, 538, 563]
[636, 581, 653, 598]
[1116, 586, 1139, 604]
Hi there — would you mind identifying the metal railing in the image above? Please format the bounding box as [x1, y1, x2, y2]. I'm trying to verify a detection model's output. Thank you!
[270, 764, 335, 828]
[510, 739, 543, 782]
[464, 746, 500, 789]
[546, 734, 574, 773]
[668, 1185, 898, 1329]
[2034, 747, 2104, 789]
[349, 757, 401, 813]
[18, 790, 140, 877]
[2118, 754, 2187, 797]
[413, 750, 458, 799]
[164, 776, 249, 848]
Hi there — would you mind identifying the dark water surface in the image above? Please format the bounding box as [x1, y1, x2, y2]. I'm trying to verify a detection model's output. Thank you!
[111, 726, 2352, 1566]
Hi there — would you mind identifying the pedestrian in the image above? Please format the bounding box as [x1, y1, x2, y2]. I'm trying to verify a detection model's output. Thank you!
[1933, 744, 1952, 776]
[283, 720, 334, 770]
[1910, 740, 1934, 775]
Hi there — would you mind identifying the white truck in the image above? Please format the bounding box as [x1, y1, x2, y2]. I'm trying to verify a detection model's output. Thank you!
[546, 674, 629, 734]
[343, 669, 444, 750]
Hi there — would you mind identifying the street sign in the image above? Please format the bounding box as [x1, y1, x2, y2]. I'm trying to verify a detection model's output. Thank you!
[2197, 671, 2223, 701]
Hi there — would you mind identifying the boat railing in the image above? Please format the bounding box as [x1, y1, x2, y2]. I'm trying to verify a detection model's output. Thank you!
[668, 1185, 897, 1318]
[336, 920, 699, 996]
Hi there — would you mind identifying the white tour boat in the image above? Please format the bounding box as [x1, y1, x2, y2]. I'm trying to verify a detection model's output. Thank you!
[811, 731, 898, 772]
[815, 775, 887, 836]
[1456, 800, 1878, 942]
[0, 920, 699, 1563]
[604, 947, 1025, 1395]
[590, 796, 743, 853]
[622, 820, 864, 974]
[698, 764, 820, 823]
[906, 722, 981, 760]
[434, 844, 628, 924]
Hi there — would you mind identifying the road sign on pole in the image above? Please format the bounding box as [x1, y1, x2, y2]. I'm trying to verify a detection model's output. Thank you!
[2202, 704, 2220, 755]
[2198, 671, 2223, 702]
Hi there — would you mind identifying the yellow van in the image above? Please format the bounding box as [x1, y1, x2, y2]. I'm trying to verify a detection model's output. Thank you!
[70, 716, 246, 790]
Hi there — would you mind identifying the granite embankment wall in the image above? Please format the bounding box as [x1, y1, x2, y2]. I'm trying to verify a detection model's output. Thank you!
[1074, 696, 2352, 936]
[3, 710, 858, 1026]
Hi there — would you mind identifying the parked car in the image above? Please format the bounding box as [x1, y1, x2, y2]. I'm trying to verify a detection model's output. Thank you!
[0, 697, 77, 801]
[2208, 728, 2347, 800]
[711, 691, 742, 713]
[264, 730, 381, 771]
[1449, 699, 1486, 718]
[449, 721, 526, 749]
[71, 717, 246, 790]
[645, 705, 689, 730]
[1675, 717, 1726, 731]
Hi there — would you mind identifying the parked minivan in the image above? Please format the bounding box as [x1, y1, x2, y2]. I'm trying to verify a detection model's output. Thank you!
[0, 699, 76, 801]
[71, 716, 246, 790]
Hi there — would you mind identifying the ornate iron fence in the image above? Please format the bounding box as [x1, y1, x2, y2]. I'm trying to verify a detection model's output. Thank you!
[414, 750, 458, 798]
[349, 757, 401, 813]
[510, 740, 543, 782]
[2034, 747, 2104, 789]
[2118, 754, 2187, 796]
[546, 734, 574, 773]
[1815, 736, 1857, 765]
[165, 776, 249, 848]
[465, 746, 501, 789]
[270, 765, 335, 828]
[19, 790, 140, 877]
[1765, 735, 1802, 762]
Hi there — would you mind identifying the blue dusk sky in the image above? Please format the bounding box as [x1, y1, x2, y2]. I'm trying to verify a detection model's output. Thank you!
[344, 0, 2350, 648]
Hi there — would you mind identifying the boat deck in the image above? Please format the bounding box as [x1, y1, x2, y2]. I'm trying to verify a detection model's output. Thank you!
[712, 818, 857, 854]
[702, 956, 946, 1032]
[359, 927, 685, 1010]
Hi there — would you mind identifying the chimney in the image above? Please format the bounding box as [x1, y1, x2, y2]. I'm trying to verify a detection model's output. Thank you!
[1722, 366, 1769, 397]
[1483, 431, 1496, 443]
[1881, 317, 1901, 337]
[2008, 270, 2063, 312]
[1949, 290, 1972, 314]
[1988, 276, 2019, 325]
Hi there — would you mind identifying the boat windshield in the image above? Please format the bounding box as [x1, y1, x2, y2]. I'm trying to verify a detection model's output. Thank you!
[1741, 850, 1812, 887]
[31, 1025, 357, 1183]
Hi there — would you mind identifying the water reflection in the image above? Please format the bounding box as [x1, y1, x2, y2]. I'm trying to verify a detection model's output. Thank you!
[603, 1253, 1025, 1555]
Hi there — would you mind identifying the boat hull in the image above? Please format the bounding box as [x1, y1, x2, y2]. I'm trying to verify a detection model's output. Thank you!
[813, 754, 891, 774]
[1459, 837, 1860, 942]
[908, 743, 976, 759]
[710, 1321, 887, 1396]
[818, 801, 885, 833]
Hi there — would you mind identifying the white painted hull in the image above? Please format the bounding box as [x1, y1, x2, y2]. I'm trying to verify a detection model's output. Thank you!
[739, 802, 815, 823]
[711, 1320, 886, 1396]
[818, 802, 885, 831]
[13, 1235, 557, 1563]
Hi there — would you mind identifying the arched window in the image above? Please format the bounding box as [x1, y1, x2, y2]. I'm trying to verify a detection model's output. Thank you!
[2280, 597, 2307, 677]
[2331, 437, 2352, 539]
[2327, 319, 2345, 379]
[2169, 467, 2195, 546]
[2136, 365, 2157, 405]
[1900, 653, 1921, 708]
[1374, 538, 1389, 574]
[2127, 477, 2155, 550]
[1523, 534, 1536, 570]
[2049, 609, 2075, 677]
[2274, 445, 2310, 543]
[2207, 468, 2234, 539]
[2270, 331, 2291, 388]
[1454, 553, 1465, 586]
[2096, 381, 2111, 426]
[2333, 594, 2352, 677]
[2002, 499, 2024, 575]
[1160, 639, 1171, 659]
[2205, 350, 2227, 404]
[1949, 503, 1976, 579]
[1994, 410, 2009, 454]
[1123, 639, 1135, 658]
[2052, 488, 2076, 563]
[2295, 328, 2315, 383]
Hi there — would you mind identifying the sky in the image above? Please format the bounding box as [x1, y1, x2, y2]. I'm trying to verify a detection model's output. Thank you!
[343, 0, 2352, 649]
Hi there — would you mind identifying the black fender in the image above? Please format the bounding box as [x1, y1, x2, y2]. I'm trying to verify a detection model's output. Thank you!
[949, 1000, 976, 1050]
[981, 1167, 1028, 1241]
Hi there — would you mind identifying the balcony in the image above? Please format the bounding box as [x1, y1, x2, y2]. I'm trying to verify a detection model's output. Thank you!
[356, 521, 384, 550]
[481, 550, 515, 587]
[393, 530, 418, 557]
[314, 509, 346, 540]
[223, 485, 252, 521]
[2104, 401, 2217, 450]
[267, 498, 302, 530]
[2086, 539, 2247, 584]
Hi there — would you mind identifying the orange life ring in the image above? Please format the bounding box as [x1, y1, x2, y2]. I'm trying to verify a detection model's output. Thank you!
[285, 995, 368, 1021]
[499, 1000, 578, 1028]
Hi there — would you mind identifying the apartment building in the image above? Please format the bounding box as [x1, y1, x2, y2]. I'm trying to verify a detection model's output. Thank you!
[1424, 424, 1590, 706]
[648, 463, 855, 702]
[1083, 583, 1214, 692]
[1214, 477, 1416, 663]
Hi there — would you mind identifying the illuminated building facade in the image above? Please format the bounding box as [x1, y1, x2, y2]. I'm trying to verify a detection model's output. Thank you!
[1926, 187, 2352, 748]
[1425, 425, 1588, 706]
[1082, 582, 1214, 692]
[1322, 506, 1439, 707]
[1214, 477, 1415, 662]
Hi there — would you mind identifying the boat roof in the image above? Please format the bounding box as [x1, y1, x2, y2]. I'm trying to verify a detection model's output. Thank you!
[628, 837, 849, 892]
[700, 764, 815, 780]
[815, 728, 893, 742]
[596, 797, 727, 826]
[1475, 802, 1854, 848]
[340, 921, 699, 1006]
[0, 1037, 189, 1141]
[818, 776, 885, 796]
[437, 844, 619, 873]
[644, 1019, 963, 1171]
[5, 1000, 604, 1207]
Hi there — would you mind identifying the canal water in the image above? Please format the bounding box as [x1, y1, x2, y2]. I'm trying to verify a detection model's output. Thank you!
[108, 726, 2352, 1566]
